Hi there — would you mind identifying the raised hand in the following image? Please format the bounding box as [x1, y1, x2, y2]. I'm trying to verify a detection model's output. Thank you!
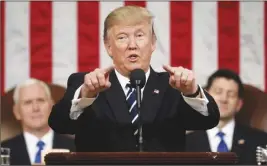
[163, 65, 198, 96]
[81, 66, 114, 98]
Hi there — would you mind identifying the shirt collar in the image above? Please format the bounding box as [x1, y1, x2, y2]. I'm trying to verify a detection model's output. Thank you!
[114, 68, 150, 91]
[24, 129, 54, 146]
[206, 118, 235, 138]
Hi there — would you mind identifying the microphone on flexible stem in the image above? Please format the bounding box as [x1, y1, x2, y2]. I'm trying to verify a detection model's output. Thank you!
[130, 69, 146, 152]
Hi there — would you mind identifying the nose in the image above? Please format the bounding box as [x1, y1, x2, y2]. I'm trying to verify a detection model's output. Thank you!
[32, 101, 40, 112]
[219, 93, 228, 103]
[128, 36, 137, 50]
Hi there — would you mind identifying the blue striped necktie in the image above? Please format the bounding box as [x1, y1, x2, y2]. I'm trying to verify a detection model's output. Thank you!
[217, 131, 229, 152]
[126, 83, 139, 135]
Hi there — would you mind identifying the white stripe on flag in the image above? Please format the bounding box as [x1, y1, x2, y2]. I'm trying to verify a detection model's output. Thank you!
[99, 2, 124, 68]
[52, 2, 77, 87]
[5, 2, 30, 91]
[192, 2, 218, 87]
[147, 2, 170, 72]
[240, 2, 265, 91]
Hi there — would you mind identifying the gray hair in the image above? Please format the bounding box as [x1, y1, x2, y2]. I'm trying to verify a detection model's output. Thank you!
[13, 78, 52, 104]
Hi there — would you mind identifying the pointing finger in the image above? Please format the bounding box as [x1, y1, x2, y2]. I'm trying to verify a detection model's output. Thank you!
[163, 65, 174, 75]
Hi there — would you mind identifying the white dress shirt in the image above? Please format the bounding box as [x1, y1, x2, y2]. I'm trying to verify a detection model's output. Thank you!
[206, 118, 235, 152]
[69, 68, 210, 120]
[23, 129, 54, 164]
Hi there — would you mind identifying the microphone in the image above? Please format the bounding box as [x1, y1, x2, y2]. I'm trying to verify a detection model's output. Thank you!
[129, 69, 146, 152]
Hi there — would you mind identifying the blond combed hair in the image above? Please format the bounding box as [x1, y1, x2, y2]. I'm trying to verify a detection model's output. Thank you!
[103, 5, 156, 41]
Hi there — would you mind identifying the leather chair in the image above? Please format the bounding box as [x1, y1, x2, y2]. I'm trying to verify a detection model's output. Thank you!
[235, 84, 267, 132]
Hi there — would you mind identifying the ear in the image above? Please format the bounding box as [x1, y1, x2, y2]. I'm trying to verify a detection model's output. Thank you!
[104, 40, 112, 57]
[235, 99, 244, 113]
[13, 104, 21, 121]
[49, 98, 55, 106]
[151, 34, 157, 52]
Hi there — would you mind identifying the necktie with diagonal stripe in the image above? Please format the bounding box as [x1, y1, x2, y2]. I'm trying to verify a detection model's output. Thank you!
[126, 83, 139, 135]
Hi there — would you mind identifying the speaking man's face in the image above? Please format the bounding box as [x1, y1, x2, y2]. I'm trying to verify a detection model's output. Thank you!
[105, 21, 156, 76]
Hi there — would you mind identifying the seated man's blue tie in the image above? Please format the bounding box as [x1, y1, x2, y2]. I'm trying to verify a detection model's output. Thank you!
[217, 131, 229, 152]
[34, 140, 45, 163]
[126, 83, 139, 135]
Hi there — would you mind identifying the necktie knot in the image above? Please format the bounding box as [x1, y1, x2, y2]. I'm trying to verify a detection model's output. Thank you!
[37, 140, 45, 150]
[217, 131, 225, 139]
[126, 83, 133, 90]
[126, 83, 135, 96]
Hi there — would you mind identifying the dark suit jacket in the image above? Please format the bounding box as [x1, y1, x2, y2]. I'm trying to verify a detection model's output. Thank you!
[185, 123, 267, 165]
[48, 67, 220, 152]
[1, 133, 75, 165]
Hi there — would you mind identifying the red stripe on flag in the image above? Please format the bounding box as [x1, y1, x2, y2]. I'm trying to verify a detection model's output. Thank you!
[30, 2, 52, 82]
[265, 2, 267, 92]
[1, 1, 5, 94]
[218, 2, 240, 74]
[78, 2, 99, 72]
[124, 1, 146, 7]
[170, 2, 192, 69]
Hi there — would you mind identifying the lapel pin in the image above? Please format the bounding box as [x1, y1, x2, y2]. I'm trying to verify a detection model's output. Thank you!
[153, 89, 159, 94]
[238, 139, 245, 145]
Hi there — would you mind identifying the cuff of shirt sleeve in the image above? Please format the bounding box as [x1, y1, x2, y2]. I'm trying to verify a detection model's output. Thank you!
[182, 86, 209, 116]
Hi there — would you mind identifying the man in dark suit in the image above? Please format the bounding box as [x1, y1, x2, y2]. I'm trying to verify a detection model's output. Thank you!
[1, 78, 75, 165]
[48, 5, 220, 152]
[186, 69, 267, 164]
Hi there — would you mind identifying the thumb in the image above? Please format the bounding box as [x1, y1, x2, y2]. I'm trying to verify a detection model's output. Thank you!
[105, 81, 111, 88]
[104, 65, 114, 78]
[163, 64, 174, 75]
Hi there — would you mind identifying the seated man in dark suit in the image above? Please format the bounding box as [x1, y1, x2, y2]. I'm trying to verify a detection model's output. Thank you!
[1, 78, 75, 165]
[186, 69, 267, 164]
[48, 5, 220, 152]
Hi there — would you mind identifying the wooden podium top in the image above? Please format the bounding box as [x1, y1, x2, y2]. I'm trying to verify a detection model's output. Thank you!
[44, 152, 238, 165]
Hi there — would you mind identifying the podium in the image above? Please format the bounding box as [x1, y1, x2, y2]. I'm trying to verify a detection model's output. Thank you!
[44, 152, 238, 165]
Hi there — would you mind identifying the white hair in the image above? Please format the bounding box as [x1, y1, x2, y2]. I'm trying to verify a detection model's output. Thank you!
[13, 78, 52, 104]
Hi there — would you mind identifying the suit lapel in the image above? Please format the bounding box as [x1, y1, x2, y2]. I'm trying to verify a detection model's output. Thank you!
[105, 68, 168, 123]
[18, 134, 31, 165]
[199, 132, 212, 151]
[105, 70, 132, 123]
[231, 124, 246, 154]
[140, 68, 168, 122]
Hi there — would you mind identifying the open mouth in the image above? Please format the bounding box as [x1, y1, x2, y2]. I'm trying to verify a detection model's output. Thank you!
[128, 54, 139, 62]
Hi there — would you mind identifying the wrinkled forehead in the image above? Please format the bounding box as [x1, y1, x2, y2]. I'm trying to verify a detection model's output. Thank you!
[109, 22, 152, 35]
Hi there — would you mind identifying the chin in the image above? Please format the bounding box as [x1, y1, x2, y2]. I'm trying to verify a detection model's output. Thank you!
[220, 114, 234, 120]
[126, 64, 143, 71]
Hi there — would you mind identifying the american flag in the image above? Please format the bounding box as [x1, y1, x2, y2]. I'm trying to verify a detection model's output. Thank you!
[1, 1, 267, 94]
